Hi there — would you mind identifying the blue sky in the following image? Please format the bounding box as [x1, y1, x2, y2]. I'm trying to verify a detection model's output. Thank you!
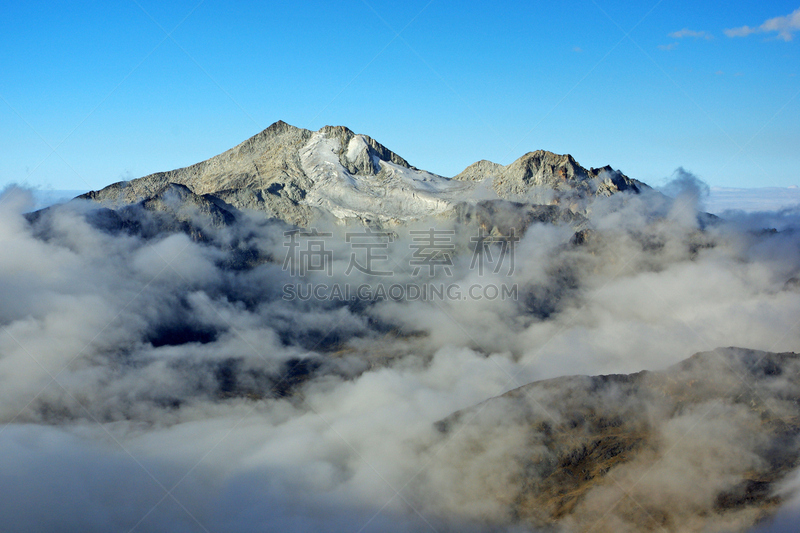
[1, 0, 798, 191]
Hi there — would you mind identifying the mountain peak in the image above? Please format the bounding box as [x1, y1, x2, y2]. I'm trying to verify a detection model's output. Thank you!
[453, 159, 505, 181]
[74, 122, 646, 228]
[313, 124, 411, 172]
[319, 124, 355, 136]
[265, 119, 299, 133]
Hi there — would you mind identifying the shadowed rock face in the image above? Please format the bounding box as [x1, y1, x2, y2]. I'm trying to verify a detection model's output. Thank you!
[32, 182, 238, 242]
[430, 347, 800, 532]
[63, 121, 645, 232]
[455, 199, 588, 238]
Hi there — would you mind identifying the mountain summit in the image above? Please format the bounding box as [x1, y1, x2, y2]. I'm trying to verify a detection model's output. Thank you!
[78, 121, 645, 228]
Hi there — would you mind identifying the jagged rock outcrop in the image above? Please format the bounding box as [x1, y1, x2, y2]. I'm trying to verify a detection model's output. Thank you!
[454, 150, 644, 200]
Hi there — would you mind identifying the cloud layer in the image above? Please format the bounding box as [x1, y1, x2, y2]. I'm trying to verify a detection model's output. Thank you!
[1, 176, 800, 531]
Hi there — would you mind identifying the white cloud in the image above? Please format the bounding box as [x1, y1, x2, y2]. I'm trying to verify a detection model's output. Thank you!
[658, 42, 679, 51]
[4, 178, 800, 531]
[725, 7, 800, 41]
[669, 28, 713, 39]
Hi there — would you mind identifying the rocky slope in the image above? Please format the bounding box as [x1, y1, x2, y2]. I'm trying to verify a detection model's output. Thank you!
[430, 347, 800, 532]
[74, 121, 646, 229]
[454, 150, 642, 200]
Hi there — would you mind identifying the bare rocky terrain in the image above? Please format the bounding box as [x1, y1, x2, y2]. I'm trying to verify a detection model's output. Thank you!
[431, 347, 800, 531]
[73, 120, 645, 229]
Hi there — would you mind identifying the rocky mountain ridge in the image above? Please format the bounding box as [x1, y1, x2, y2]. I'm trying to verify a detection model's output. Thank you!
[75, 121, 646, 229]
[431, 347, 800, 532]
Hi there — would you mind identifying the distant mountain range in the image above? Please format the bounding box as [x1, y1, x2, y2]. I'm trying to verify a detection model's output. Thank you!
[71, 120, 645, 229]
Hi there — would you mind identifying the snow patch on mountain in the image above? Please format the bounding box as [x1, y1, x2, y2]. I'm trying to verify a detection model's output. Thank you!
[300, 130, 473, 224]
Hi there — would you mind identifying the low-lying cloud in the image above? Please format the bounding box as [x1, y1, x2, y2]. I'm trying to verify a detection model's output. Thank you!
[1, 171, 800, 531]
